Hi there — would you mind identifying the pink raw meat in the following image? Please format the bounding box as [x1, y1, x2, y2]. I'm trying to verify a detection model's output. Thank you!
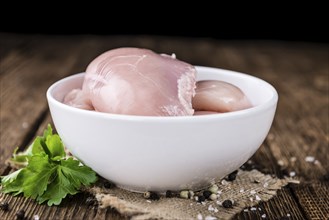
[63, 89, 94, 110]
[65, 48, 196, 116]
[192, 80, 252, 113]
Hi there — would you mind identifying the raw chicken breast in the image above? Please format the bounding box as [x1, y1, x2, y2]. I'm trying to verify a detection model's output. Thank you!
[192, 80, 252, 113]
[66, 48, 196, 116]
[63, 89, 94, 110]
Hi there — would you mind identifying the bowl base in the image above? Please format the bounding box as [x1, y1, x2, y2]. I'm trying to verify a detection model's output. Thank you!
[115, 182, 216, 194]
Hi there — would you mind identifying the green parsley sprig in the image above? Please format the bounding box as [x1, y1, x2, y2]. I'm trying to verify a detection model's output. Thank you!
[0, 124, 98, 206]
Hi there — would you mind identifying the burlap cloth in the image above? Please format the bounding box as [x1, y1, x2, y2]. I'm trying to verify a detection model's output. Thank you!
[85, 169, 299, 220]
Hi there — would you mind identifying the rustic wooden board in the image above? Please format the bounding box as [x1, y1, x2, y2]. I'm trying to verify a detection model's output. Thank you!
[1, 34, 328, 219]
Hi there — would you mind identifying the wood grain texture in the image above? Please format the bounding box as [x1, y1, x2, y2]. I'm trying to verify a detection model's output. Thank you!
[1, 33, 328, 219]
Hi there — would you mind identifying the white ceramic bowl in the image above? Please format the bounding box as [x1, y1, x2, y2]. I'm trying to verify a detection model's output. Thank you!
[47, 66, 278, 192]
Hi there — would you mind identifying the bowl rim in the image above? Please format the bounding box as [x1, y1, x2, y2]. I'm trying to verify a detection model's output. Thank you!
[47, 66, 278, 122]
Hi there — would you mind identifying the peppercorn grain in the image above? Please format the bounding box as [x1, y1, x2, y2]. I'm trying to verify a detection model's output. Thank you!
[222, 200, 233, 208]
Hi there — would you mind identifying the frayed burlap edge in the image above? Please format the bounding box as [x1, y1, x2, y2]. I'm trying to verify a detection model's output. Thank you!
[85, 169, 299, 220]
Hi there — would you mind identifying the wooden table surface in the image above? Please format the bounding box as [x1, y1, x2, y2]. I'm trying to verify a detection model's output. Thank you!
[0, 33, 328, 220]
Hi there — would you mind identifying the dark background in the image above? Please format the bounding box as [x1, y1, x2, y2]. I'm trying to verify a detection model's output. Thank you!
[1, 5, 327, 43]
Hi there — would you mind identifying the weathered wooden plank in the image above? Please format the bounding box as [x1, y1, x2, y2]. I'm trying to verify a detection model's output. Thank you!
[228, 43, 328, 219]
[220, 41, 329, 180]
[0, 33, 34, 62]
[0, 39, 76, 164]
[258, 44, 328, 182]
[234, 187, 305, 220]
[0, 189, 125, 220]
[0, 36, 108, 166]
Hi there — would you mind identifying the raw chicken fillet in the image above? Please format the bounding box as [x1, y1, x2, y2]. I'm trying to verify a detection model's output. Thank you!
[64, 48, 196, 116]
[192, 80, 252, 113]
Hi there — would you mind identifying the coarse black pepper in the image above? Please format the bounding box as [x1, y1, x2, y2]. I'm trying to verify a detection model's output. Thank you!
[16, 209, 25, 220]
[222, 200, 233, 208]
[149, 192, 160, 200]
[203, 190, 212, 199]
[227, 170, 238, 181]
[198, 195, 206, 203]
[321, 173, 329, 181]
[0, 201, 9, 211]
[281, 168, 290, 177]
[165, 190, 176, 198]
[103, 181, 115, 189]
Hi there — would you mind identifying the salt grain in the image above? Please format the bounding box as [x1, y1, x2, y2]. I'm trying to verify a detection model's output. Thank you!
[22, 122, 29, 129]
[267, 133, 275, 140]
[146, 200, 152, 203]
[290, 157, 297, 162]
[255, 195, 261, 201]
[240, 188, 245, 193]
[263, 182, 269, 188]
[197, 213, 203, 220]
[314, 160, 320, 165]
[208, 205, 215, 211]
[250, 190, 256, 195]
[34, 215, 40, 220]
[221, 179, 228, 185]
[289, 171, 296, 177]
[254, 179, 261, 183]
[287, 213, 291, 217]
[277, 160, 285, 166]
[214, 208, 218, 213]
[250, 207, 257, 211]
[261, 214, 266, 218]
[244, 209, 249, 212]
[305, 156, 315, 162]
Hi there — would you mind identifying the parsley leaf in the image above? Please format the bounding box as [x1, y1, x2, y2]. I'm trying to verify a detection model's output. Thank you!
[3, 154, 56, 198]
[46, 134, 66, 160]
[60, 158, 97, 189]
[0, 124, 98, 206]
[37, 166, 78, 206]
[10, 124, 54, 165]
